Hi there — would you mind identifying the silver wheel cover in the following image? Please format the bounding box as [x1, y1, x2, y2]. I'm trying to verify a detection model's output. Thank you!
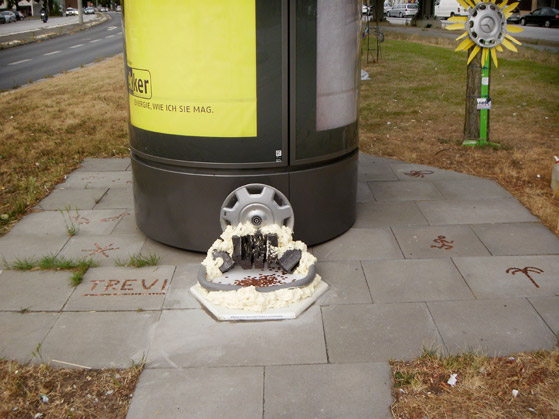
[220, 184, 295, 231]
[467, 2, 507, 48]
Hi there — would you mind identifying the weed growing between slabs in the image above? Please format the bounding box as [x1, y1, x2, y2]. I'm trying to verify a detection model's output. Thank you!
[114, 253, 160, 268]
[391, 348, 559, 417]
[3, 255, 97, 286]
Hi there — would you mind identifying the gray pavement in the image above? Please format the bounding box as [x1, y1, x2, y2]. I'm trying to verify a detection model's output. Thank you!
[1, 153, 558, 418]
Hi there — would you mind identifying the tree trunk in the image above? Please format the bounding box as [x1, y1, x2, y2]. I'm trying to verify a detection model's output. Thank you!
[463, 48, 482, 141]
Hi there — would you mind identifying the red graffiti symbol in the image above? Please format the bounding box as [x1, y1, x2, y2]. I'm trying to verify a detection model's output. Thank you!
[82, 243, 120, 258]
[431, 235, 454, 250]
[506, 267, 543, 288]
[403, 170, 434, 178]
[100, 211, 130, 223]
[72, 214, 90, 225]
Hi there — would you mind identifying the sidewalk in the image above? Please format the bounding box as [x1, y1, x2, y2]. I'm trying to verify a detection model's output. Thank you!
[0, 153, 558, 418]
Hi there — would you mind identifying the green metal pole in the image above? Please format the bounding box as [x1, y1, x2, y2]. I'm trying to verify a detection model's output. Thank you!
[479, 54, 490, 145]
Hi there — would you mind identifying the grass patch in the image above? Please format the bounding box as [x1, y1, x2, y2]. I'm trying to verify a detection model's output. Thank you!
[58, 204, 80, 237]
[0, 359, 143, 418]
[391, 349, 559, 417]
[360, 35, 559, 234]
[115, 253, 160, 268]
[3, 255, 97, 286]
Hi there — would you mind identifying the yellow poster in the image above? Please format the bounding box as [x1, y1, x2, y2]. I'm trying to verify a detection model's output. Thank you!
[124, 0, 257, 138]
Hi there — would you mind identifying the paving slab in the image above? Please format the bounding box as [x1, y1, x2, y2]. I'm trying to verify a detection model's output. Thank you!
[354, 201, 429, 228]
[264, 363, 392, 419]
[111, 211, 145, 236]
[93, 188, 135, 210]
[433, 178, 511, 200]
[64, 266, 175, 311]
[41, 311, 160, 369]
[316, 261, 373, 305]
[0, 270, 75, 311]
[428, 298, 557, 355]
[140, 238, 205, 265]
[163, 264, 203, 309]
[470, 223, 559, 256]
[75, 157, 131, 172]
[10, 209, 128, 236]
[312, 228, 403, 261]
[0, 312, 60, 363]
[127, 367, 263, 419]
[391, 225, 491, 259]
[390, 163, 475, 182]
[322, 303, 444, 362]
[369, 181, 444, 202]
[528, 296, 559, 335]
[57, 235, 146, 267]
[358, 161, 398, 181]
[417, 198, 538, 225]
[357, 181, 375, 202]
[35, 188, 108, 210]
[453, 255, 559, 298]
[147, 307, 327, 368]
[362, 259, 474, 303]
[56, 171, 132, 189]
[0, 236, 69, 264]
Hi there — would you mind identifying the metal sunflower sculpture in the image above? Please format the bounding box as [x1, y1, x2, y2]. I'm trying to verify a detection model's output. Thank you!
[446, 0, 523, 145]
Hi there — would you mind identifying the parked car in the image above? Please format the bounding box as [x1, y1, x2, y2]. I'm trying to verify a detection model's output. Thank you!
[384, 2, 392, 16]
[435, 0, 468, 18]
[506, 7, 521, 24]
[116, 5, 122, 12]
[84, 7, 95, 14]
[66, 7, 77, 16]
[99, 6, 108, 12]
[520, 7, 559, 27]
[0, 11, 16, 23]
[387, 3, 418, 17]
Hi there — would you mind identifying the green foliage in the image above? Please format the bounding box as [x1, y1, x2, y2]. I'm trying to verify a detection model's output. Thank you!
[115, 253, 160, 268]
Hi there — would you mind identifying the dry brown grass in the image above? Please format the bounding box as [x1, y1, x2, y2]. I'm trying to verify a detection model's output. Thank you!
[0, 359, 142, 418]
[391, 350, 559, 418]
[0, 57, 129, 235]
[360, 35, 559, 234]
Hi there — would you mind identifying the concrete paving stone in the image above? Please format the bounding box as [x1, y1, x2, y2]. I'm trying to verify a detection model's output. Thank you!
[390, 163, 476, 182]
[111, 211, 145, 236]
[359, 153, 400, 165]
[56, 171, 132, 189]
[35, 188, 108, 210]
[322, 303, 444, 363]
[369, 181, 444, 202]
[264, 363, 393, 419]
[433, 178, 511, 200]
[453, 255, 559, 298]
[313, 228, 403, 261]
[127, 367, 263, 419]
[75, 157, 131, 172]
[57, 235, 146, 267]
[354, 201, 429, 228]
[470, 223, 559, 256]
[428, 298, 557, 355]
[362, 259, 474, 303]
[528, 296, 559, 335]
[92, 188, 134, 209]
[392, 225, 491, 259]
[0, 270, 75, 311]
[357, 181, 375, 202]
[140, 238, 206, 265]
[64, 266, 175, 311]
[147, 306, 327, 368]
[316, 261, 373, 305]
[358, 162, 398, 182]
[163, 264, 203, 309]
[417, 198, 538, 225]
[0, 312, 60, 363]
[6, 210, 67, 237]
[0, 236, 69, 264]
[41, 311, 160, 369]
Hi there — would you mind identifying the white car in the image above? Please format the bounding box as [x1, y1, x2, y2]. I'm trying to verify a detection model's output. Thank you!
[84, 7, 95, 14]
[387, 3, 418, 17]
[65, 7, 77, 16]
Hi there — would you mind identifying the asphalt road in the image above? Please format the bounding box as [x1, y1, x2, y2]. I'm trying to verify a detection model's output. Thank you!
[0, 13, 123, 91]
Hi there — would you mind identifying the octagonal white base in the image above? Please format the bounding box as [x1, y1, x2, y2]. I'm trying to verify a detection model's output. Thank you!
[190, 281, 328, 321]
